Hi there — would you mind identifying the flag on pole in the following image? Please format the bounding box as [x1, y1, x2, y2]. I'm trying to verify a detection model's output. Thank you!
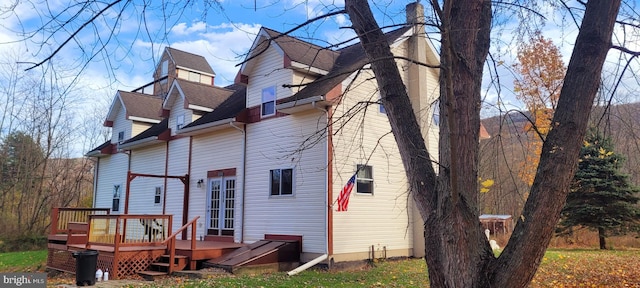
[336, 174, 356, 212]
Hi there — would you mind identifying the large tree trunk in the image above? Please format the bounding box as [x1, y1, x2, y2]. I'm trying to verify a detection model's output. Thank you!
[598, 227, 607, 250]
[346, 0, 621, 287]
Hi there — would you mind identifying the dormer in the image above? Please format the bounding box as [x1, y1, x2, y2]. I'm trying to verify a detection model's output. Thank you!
[152, 47, 216, 97]
[103, 91, 163, 145]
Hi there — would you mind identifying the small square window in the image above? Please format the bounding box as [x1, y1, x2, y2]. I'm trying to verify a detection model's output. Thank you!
[117, 131, 124, 143]
[261, 86, 276, 117]
[176, 114, 185, 130]
[112, 184, 121, 212]
[154, 187, 162, 205]
[270, 168, 293, 196]
[356, 165, 373, 194]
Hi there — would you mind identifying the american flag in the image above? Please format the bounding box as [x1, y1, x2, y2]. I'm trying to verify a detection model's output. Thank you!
[336, 174, 356, 212]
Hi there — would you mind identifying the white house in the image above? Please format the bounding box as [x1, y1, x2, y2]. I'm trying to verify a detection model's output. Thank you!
[87, 2, 440, 264]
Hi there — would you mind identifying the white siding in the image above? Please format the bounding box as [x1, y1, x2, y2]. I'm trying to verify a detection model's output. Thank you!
[94, 154, 129, 213]
[190, 127, 245, 241]
[111, 106, 131, 143]
[244, 110, 328, 254]
[245, 46, 293, 108]
[331, 67, 412, 256]
[132, 122, 153, 137]
[128, 144, 167, 215]
[168, 95, 194, 135]
[166, 137, 190, 239]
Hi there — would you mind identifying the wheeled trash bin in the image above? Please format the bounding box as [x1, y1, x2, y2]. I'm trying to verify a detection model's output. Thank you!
[72, 250, 99, 286]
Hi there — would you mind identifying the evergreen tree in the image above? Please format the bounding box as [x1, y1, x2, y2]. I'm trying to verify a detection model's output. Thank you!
[557, 130, 640, 249]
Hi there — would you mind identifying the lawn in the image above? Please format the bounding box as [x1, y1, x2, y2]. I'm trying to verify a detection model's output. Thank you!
[3, 249, 640, 287]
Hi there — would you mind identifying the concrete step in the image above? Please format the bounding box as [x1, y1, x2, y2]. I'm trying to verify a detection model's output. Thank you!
[138, 270, 167, 281]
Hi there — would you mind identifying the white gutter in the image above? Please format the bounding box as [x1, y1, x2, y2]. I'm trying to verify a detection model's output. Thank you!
[287, 254, 328, 276]
[118, 136, 159, 150]
[128, 116, 161, 124]
[177, 118, 237, 135]
[276, 95, 324, 110]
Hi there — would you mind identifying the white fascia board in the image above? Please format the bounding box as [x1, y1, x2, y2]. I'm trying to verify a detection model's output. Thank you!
[276, 95, 326, 113]
[118, 136, 160, 150]
[187, 104, 214, 112]
[163, 81, 184, 110]
[177, 118, 237, 136]
[290, 61, 328, 76]
[128, 116, 162, 124]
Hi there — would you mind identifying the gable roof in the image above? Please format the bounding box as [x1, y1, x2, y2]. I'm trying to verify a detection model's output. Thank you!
[105, 91, 163, 125]
[163, 79, 237, 112]
[178, 83, 247, 134]
[240, 27, 340, 75]
[118, 118, 170, 150]
[278, 26, 412, 105]
[166, 47, 215, 76]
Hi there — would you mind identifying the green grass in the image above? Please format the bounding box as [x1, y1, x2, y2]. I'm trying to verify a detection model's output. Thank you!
[0, 250, 47, 272]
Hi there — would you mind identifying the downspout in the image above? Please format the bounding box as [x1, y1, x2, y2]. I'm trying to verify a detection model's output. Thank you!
[287, 254, 328, 276]
[92, 158, 99, 208]
[230, 121, 246, 243]
[312, 101, 331, 259]
[163, 142, 169, 214]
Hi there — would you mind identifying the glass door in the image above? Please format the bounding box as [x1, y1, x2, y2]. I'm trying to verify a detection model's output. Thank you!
[206, 177, 235, 236]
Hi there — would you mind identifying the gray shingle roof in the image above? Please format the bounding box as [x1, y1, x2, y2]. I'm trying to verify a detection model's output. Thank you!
[174, 78, 235, 109]
[183, 84, 247, 128]
[167, 47, 215, 75]
[118, 91, 163, 121]
[259, 27, 340, 72]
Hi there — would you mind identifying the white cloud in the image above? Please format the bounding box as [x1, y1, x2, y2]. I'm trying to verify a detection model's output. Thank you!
[171, 21, 208, 36]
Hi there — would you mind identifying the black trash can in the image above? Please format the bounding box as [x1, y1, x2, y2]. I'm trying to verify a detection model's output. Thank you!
[72, 250, 99, 286]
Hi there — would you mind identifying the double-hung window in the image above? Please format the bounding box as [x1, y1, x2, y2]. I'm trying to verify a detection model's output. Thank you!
[161, 60, 168, 76]
[432, 99, 440, 126]
[270, 168, 293, 196]
[176, 114, 185, 130]
[112, 184, 121, 212]
[356, 165, 373, 194]
[154, 186, 162, 205]
[261, 86, 276, 117]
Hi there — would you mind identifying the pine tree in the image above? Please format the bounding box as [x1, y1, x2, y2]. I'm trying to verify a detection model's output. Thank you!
[557, 130, 640, 249]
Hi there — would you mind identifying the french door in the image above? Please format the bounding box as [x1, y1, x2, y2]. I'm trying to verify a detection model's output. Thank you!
[206, 177, 236, 236]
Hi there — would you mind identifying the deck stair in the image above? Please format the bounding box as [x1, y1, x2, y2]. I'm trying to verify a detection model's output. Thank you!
[204, 239, 300, 273]
[138, 254, 189, 280]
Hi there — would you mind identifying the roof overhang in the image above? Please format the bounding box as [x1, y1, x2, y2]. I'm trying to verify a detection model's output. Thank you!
[176, 65, 216, 77]
[129, 116, 162, 124]
[289, 61, 329, 76]
[118, 137, 163, 150]
[187, 104, 214, 112]
[177, 118, 243, 136]
[276, 95, 327, 114]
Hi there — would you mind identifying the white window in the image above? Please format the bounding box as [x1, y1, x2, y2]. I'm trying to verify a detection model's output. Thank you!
[176, 114, 185, 130]
[379, 94, 386, 114]
[261, 86, 276, 117]
[161, 60, 168, 76]
[432, 99, 440, 126]
[117, 131, 124, 144]
[270, 168, 293, 196]
[154, 186, 162, 205]
[188, 71, 200, 82]
[356, 165, 373, 194]
[112, 184, 121, 212]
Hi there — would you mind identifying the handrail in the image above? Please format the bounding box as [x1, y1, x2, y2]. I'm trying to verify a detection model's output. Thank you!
[162, 216, 200, 274]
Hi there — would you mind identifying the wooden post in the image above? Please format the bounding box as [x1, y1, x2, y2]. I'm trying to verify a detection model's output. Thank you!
[51, 208, 60, 235]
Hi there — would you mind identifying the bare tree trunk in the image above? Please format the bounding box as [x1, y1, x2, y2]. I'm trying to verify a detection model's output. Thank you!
[347, 0, 621, 287]
[598, 227, 607, 250]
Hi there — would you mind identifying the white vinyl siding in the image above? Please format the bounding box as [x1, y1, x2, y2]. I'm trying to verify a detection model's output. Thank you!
[244, 110, 327, 254]
[165, 137, 191, 239]
[128, 144, 167, 215]
[190, 128, 245, 241]
[245, 46, 293, 109]
[168, 96, 193, 136]
[331, 60, 412, 256]
[93, 154, 129, 214]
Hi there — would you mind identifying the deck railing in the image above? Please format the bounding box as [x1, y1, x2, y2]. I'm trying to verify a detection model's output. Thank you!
[50, 207, 110, 235]
[87, 214, 173, 248]
[162, 216, 200, 273]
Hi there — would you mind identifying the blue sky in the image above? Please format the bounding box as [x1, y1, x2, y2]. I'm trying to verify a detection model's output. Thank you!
[1, 0, 638, 114]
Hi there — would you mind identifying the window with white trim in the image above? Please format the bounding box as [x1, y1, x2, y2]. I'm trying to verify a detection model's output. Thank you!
[112, 184, 121, 212]
[261, 86, 276, 117]
[154, 186, 162, 205]
[117, 131, 124, 143]
[356, 165, 373, 194]
[270, 168, 293, 196]
[432, 99, 440, 126]
[176, 114, 185, 130]
[161, 60, 168, 76]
